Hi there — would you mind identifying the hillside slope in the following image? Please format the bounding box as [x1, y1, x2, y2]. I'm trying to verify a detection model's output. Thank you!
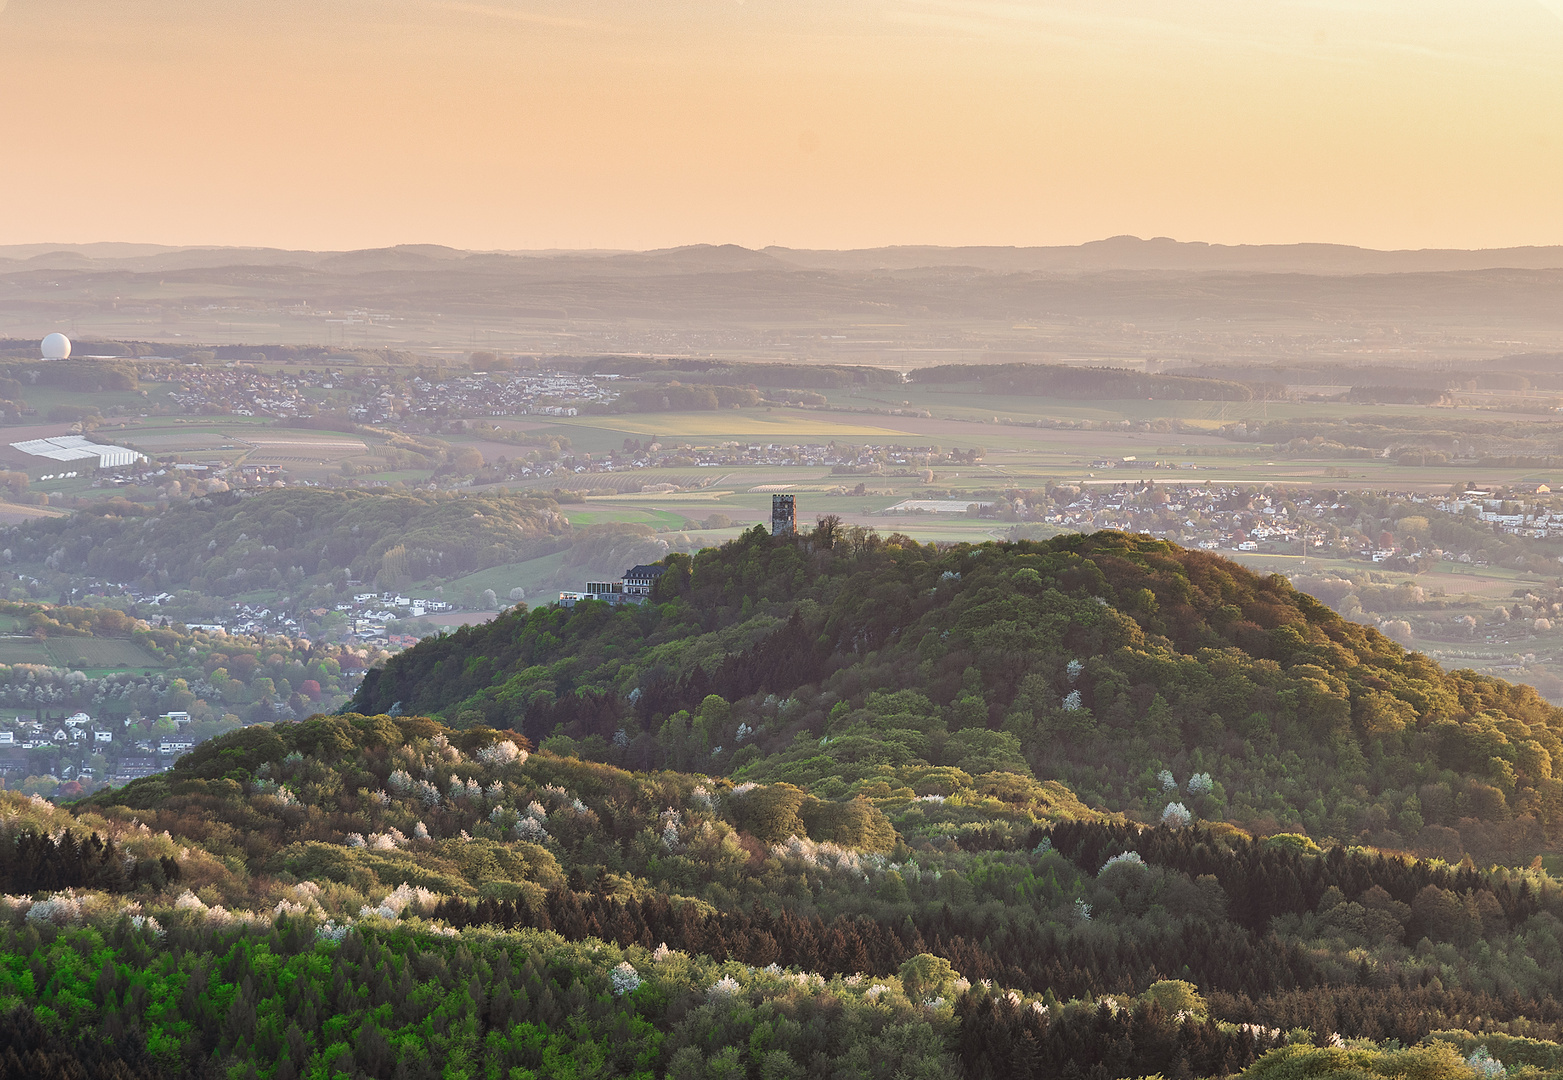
[354, 528, 1563, 864]
[9, 710, 1561, 1079]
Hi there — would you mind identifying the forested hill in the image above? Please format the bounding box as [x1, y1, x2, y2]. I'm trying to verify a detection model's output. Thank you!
[4, 488, 568, 595]
[352, 527, 1563, 866]
[21, 712, 1563, 1079]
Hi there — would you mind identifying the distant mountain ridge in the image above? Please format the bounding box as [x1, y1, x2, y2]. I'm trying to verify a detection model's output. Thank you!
[6, 237, 1563, 275]
[767, 236, 1563, 275]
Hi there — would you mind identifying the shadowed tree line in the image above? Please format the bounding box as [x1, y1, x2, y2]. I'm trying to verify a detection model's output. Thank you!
[956, 992, 1283, 1080]
[1033, 820, 1547, 936]
[0, 829, 180, 895]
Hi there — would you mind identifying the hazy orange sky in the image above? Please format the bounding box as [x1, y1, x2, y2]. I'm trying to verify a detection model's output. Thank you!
[3, 0, 1563, 251]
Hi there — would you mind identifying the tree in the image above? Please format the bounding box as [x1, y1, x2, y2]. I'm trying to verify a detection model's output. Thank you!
[728, 783, 808, 843]
[900, 954, 958, 1000]
[814, 515, 841, 548]
[690, 695, 730, 750]
[1142, 979, 1206, 1018]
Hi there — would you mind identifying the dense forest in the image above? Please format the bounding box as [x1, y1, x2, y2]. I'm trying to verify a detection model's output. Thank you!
[0, 711, 1547, 1076]
[354, 527, 1563, 866]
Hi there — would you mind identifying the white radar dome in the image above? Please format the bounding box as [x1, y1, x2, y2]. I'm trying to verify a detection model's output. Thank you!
[40, 333, 71, 361]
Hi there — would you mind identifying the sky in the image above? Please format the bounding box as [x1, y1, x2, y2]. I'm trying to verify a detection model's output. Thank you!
[2, 0, 1563, 251]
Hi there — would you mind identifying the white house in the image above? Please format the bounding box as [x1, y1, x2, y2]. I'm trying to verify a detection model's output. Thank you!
[94, 730, 112, 743]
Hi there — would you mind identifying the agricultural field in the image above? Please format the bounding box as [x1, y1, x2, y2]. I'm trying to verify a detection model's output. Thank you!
[0, 639, 54, 666]
[213, 434, 367, 469]
[8, 354, 1561, 508]
[107, 419, 374, 478]
[512, 396, 1563, 498]
[507, 469, 727, 493]
[0, 635, 166, 674]
[0, 500, 66, 523]
[546, 408, 913, 447]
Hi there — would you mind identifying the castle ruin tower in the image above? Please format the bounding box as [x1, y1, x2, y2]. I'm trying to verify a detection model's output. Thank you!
[771, 494, 796, 536]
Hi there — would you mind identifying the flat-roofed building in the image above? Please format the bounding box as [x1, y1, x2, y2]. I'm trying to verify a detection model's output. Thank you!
[8, 435, 144, 471]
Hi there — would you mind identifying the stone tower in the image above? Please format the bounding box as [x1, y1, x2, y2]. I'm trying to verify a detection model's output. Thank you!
[771, 494, 796, 536]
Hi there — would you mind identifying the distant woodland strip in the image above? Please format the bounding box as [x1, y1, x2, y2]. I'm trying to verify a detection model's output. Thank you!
[908, 364, 1274, 401]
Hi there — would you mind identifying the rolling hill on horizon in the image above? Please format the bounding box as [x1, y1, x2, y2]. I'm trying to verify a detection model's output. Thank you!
[9, 236, 1563, 360]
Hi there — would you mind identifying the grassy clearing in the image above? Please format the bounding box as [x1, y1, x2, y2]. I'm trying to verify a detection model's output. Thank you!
[16, 386, 155, 416]
[32, 477, 102, 498]
[110, 416, 276, 437]
[40, 638, 165, 671]
[417, 550, 573, 603]
[564, 507, 691, 528]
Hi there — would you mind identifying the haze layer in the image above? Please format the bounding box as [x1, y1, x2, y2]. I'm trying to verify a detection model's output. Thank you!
[3, 0, 1563, 249]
